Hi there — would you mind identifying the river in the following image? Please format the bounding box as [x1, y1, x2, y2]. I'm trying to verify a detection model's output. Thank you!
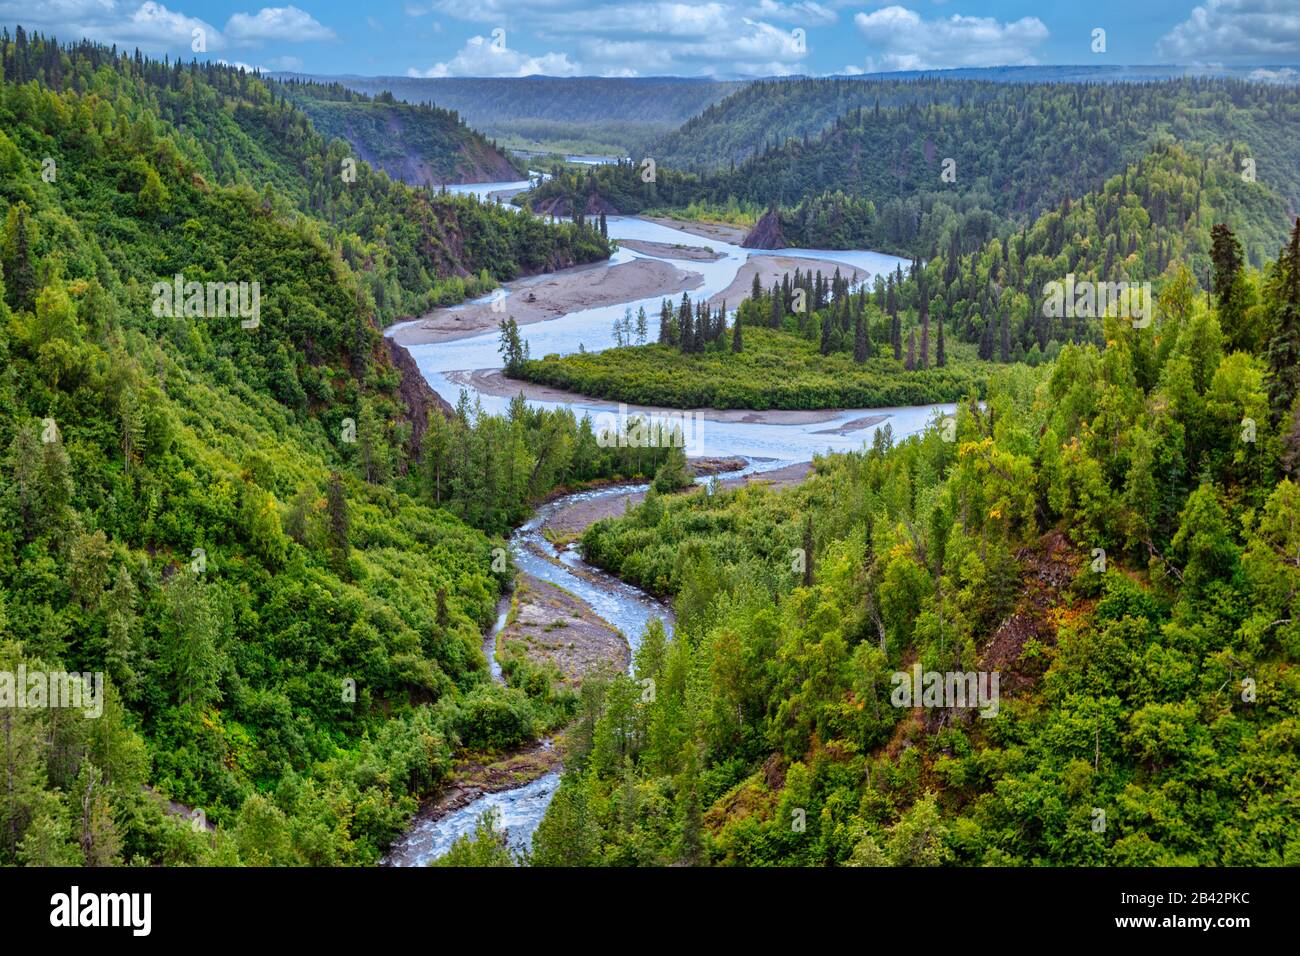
[382, 214, 951, 865]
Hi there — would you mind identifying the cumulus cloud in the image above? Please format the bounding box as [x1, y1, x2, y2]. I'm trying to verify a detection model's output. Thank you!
[1157, 0, 1300, 62]
[747, 0, 837, 26]
[1248, 65, 1299, 82]
[224, 6, 335, 45]
[0, 2, 341, 56]
[401, 0, 560, 23]
[535, 5, 808, 75]
[538, 2, 733, 37]
[0, 0, 224, 53]
[216, 57, 264, 72]
[398, 1, 811, 76]
[852, 5, 1049, 72]
[407, 34, 582, 77]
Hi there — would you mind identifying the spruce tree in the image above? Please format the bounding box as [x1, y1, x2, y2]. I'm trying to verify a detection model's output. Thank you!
[1266, 218, 1300, 422]
[326, 470, 351, 574]
[919, 295, 930, 369]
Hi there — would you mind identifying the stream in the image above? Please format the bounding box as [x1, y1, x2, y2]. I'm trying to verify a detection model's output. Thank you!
[382, 214, 951, 865]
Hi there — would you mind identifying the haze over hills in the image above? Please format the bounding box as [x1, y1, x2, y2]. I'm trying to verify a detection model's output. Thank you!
[281, 64, 1298, 162]
[274, 74, 746, 156]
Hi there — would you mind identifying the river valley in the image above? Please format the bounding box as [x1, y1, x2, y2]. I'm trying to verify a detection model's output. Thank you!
[382, 212, 952, 865]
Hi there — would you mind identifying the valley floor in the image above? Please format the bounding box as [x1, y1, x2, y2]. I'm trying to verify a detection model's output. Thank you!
[389, 256, 702, 346]
[447, 368, 896, 427]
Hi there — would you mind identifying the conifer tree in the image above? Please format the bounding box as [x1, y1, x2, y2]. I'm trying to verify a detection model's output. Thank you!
[1266, 218, 1300, 422]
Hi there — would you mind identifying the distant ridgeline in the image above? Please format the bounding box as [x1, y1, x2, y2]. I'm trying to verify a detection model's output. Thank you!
[0, 28, 633, 866]
[278, 73, 746, 155]
[516, 76, 1300, 262]
[273, 77, 523, 187]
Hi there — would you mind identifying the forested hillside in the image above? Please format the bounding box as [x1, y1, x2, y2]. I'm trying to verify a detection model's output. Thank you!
[897, 142, 1289, 360]
[652, 74, 1300, 175]
[0, 30, 648, 866]
[275, 78, 521, 186]
[524, 77, 1300, 258]
[536, 218, 1300, 865]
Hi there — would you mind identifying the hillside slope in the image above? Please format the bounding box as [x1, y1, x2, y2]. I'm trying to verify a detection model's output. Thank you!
[555, 213, 1300, 863]
[276, 79, 521, 186]
[0, 30, 622, 867]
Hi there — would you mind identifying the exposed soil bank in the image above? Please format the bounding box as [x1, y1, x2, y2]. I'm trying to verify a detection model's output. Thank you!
[449, 368, 859, 426]
[813, 413, 888, 436]
[709, 256, 868, 309]
[638, 215, 749, 245]
[498, 574, 630, 686]
[618, 238, 725, 262]
[389, 258, 703, 347]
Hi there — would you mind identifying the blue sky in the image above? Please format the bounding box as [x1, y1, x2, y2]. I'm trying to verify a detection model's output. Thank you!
[4, 1, 1299, 78]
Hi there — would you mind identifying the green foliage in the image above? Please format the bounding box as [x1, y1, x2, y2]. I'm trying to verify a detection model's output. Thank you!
[519, 327, 986, 410]
[546, 234, 1300, 864]
[652, 76, 1300, 259]
[0, 30, 610, 867]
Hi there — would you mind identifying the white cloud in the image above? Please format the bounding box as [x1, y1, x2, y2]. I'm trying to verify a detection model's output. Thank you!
[224, 6, 335, 45]
[0, 0, 225, 54]
[217, 57, 264, 72]
[852, 5, 1048, 71]
[1157, 0, 1300, 61]
[1248, 65, 1299, 82]
[0, 0, 115, 19]
[538, 2, 733, 37]
[0, 2, 339, 56]
[747, 0, 836, 26]
[402, 0, 573, 24]
[547, 6, 808, 75]
[407, 34, 582, 77]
